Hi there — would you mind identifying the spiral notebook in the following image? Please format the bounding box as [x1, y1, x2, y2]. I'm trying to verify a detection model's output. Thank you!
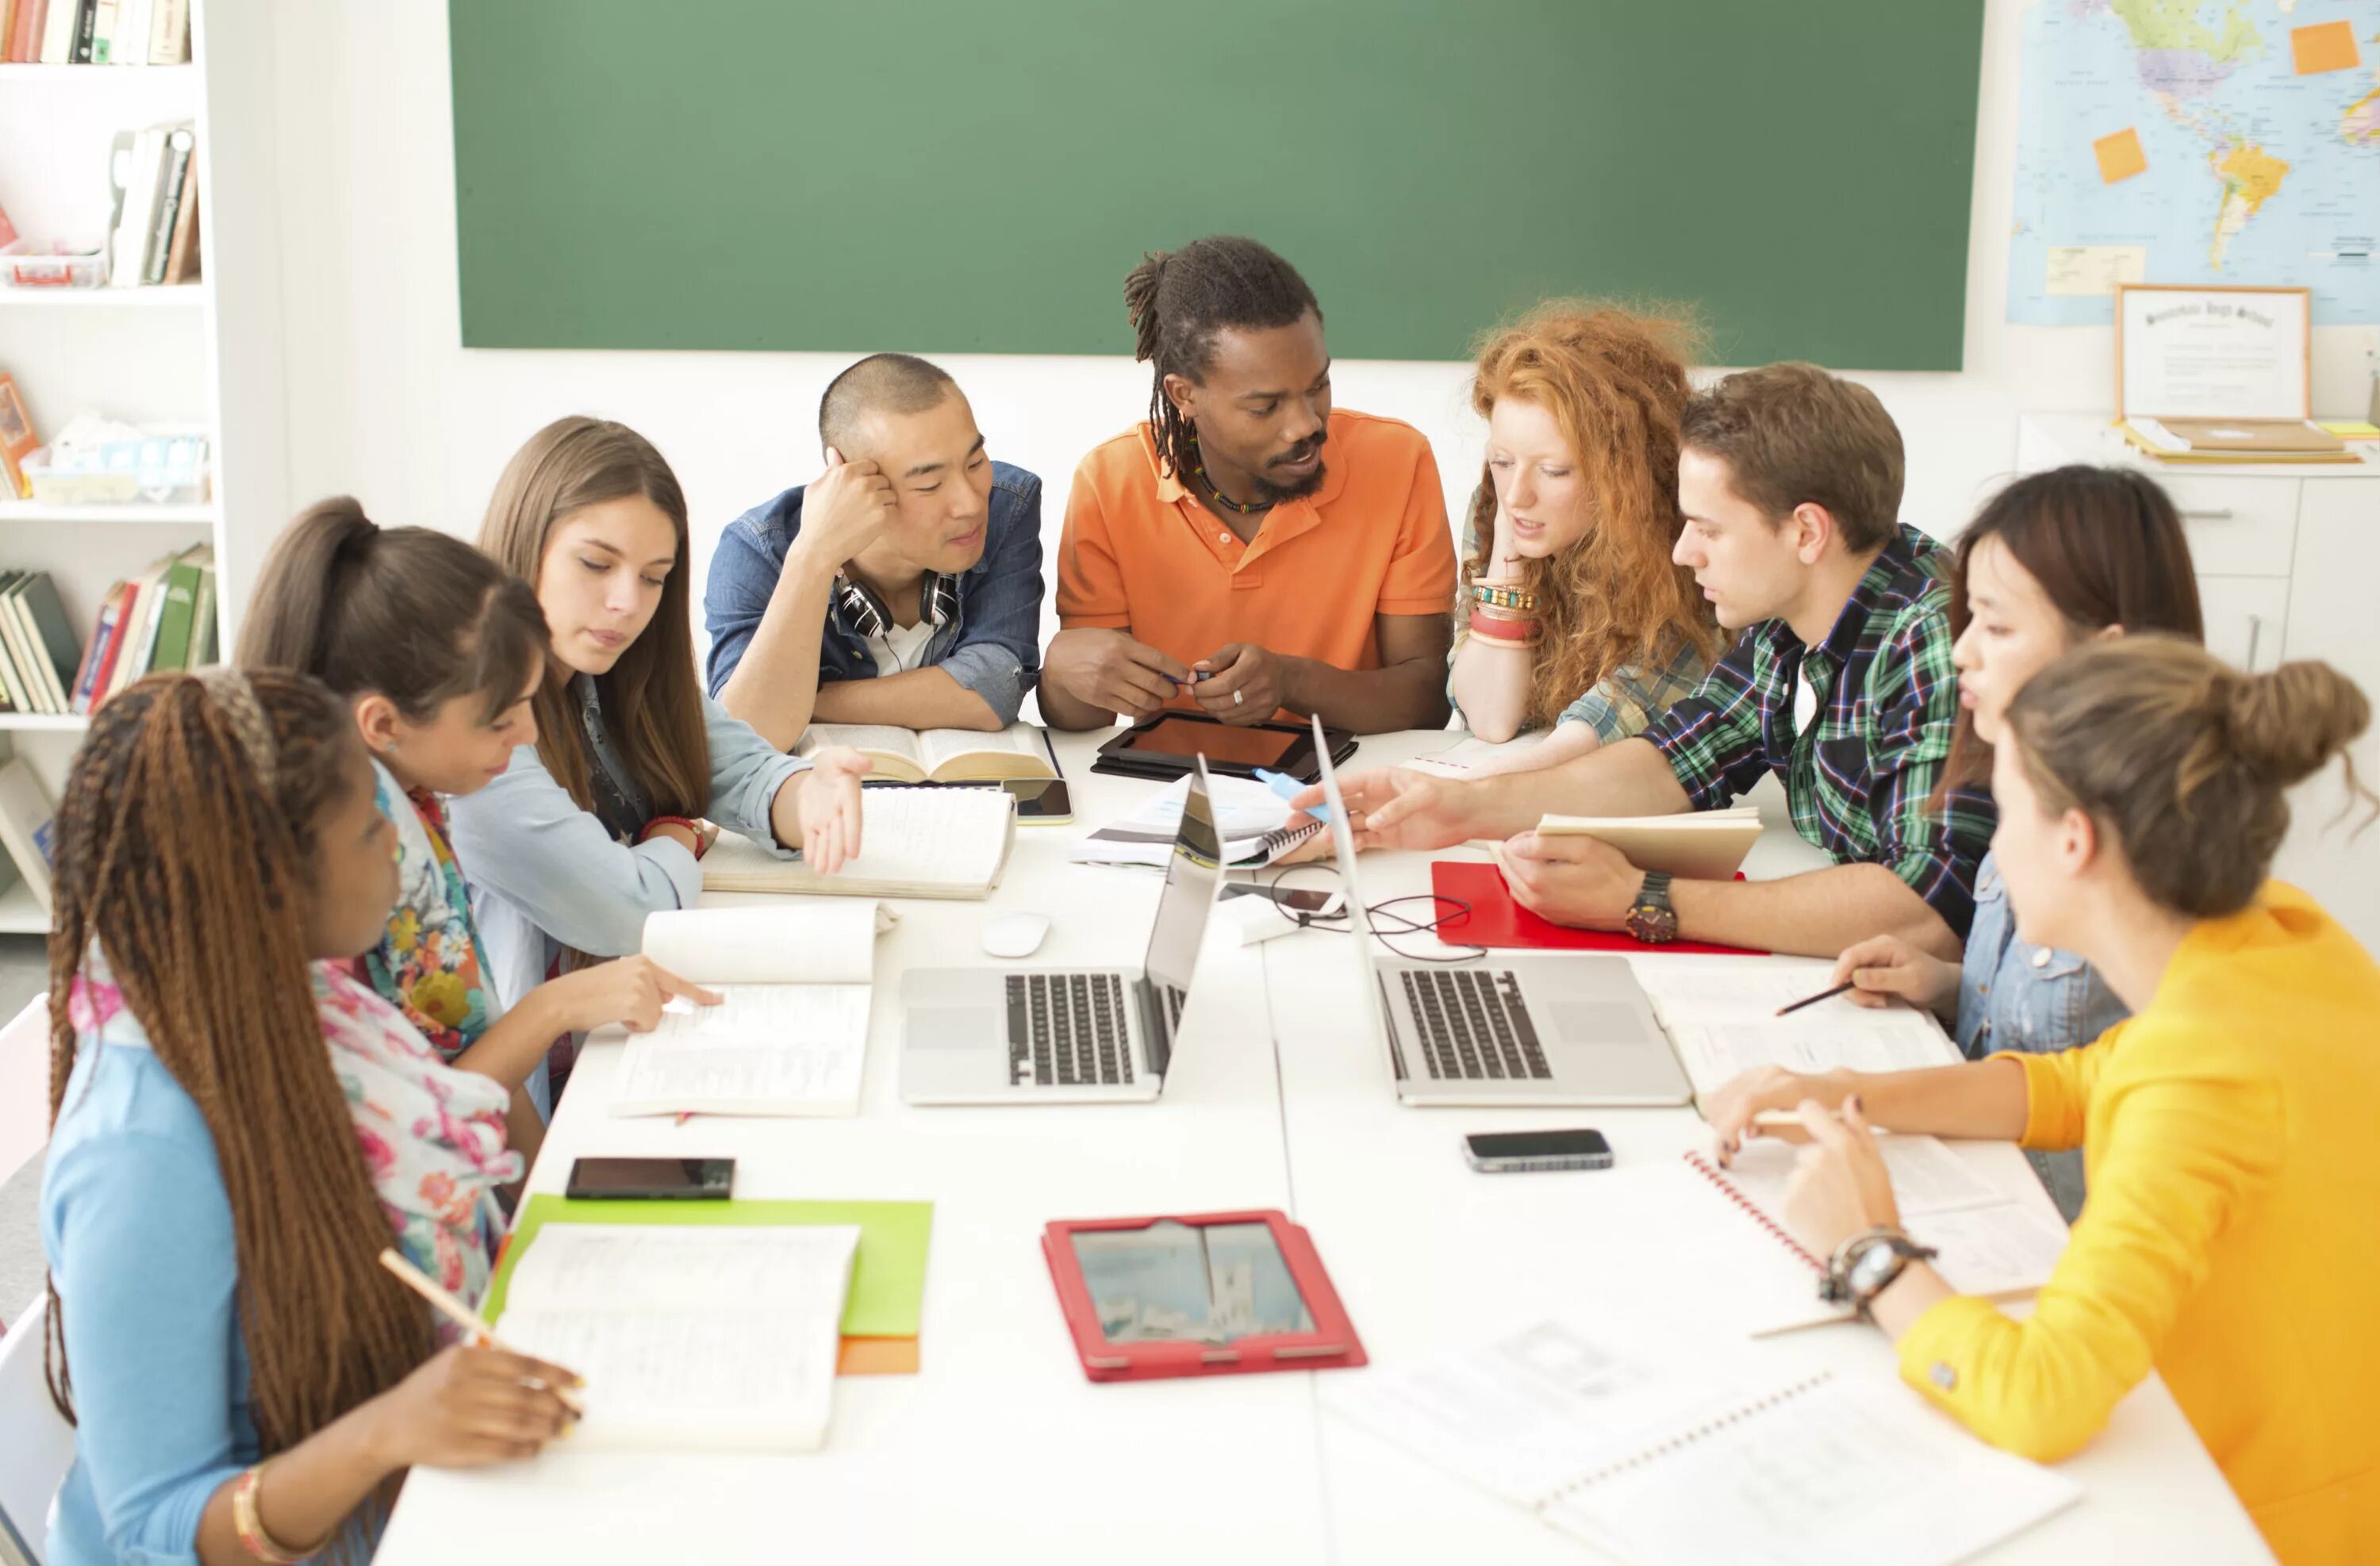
[1330, 1319, 2079, 1566]
[1070, 773, 1323, 869]
[1683, 1138, 2071, 1334]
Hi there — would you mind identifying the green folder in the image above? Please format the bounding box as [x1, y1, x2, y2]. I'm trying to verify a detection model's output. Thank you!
[486, 1196, 933, 1338]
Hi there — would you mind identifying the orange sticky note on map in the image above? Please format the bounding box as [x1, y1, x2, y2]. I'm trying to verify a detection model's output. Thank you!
[2291, 21, 2359, 75]
[2094, 128, 2148, 184]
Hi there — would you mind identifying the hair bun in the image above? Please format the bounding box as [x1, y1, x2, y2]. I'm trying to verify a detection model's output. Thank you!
[2224, 660, 2372, 787]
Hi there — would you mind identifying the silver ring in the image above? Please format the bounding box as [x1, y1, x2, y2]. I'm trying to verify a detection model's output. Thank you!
[1233, 689, 1245, 707]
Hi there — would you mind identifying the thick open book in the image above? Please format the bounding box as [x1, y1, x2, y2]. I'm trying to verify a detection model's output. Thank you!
[493, 1222, 861, 1451]
[1330, 1319, 2079, 1566]
[797, 721, 1058, 784]
[1533, 805, 1763, 880]
[608, 903, 889, 1117]
[1684, 1135, 2071, 1334]
[1632, 957, 1961, 1101]
[703, 785, 1015, 900]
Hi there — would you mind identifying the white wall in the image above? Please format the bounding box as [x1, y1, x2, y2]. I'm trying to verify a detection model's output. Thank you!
[250, 0, 2380, 646]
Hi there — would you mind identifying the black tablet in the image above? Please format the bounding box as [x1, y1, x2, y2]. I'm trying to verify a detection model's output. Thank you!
[1091, 712, 1357, 784]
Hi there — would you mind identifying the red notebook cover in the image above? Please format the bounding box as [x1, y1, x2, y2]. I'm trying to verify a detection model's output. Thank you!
[1430, 859, 1769, 958]
[1042, 1209, 1365, 1383]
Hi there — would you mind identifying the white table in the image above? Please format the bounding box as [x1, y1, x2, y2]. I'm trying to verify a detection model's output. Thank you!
[376, 729, 2271, 1564]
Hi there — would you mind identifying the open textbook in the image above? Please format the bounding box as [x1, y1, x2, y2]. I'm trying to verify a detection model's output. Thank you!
[1533, 804, 1764, 881]
[797, 721, 1058, 784]
[1683, 1136, 2071, 1334]
[1630, 957, 1962, 1100]
[493, 1222, 861, 1451]
[1329, 1319, 2079, 1566]
[703, 784, 1015, 900]
[609, 903, 891, 1117]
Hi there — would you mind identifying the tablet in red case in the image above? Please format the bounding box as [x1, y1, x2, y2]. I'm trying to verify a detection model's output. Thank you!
[1042, 1209, 1366, 1383]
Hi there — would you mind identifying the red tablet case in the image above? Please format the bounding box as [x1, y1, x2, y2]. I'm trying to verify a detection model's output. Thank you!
[1430, 860, 1770, 958]
[1042, 1209, 1367, 1383]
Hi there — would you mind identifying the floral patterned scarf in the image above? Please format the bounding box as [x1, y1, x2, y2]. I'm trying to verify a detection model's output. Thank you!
[70, 953, 521, 1336]
[363, 758, 497, 1062]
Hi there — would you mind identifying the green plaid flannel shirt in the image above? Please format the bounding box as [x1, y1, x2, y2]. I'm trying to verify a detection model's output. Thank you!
[1639, 523, 1996, 937]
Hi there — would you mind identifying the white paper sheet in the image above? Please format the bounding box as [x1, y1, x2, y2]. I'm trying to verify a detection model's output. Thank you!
[608, 984, 871, 1116]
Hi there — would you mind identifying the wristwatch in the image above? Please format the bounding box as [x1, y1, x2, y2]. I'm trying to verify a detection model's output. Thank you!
[1821, 1226, 1940, 1317]
[1623, 870, 1677, 944]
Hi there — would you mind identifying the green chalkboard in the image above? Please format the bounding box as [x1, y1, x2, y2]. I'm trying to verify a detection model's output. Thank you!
[450, 2, 1981, 368]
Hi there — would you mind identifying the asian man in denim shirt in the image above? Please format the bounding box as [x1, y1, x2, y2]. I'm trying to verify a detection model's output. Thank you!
[705, 353, 1045, 747]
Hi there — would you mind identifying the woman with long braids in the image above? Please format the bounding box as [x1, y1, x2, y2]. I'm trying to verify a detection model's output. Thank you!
[40, 671, 578, 1565]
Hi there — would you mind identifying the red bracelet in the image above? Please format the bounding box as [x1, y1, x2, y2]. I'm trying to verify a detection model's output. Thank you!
[1467, 607, 1541, 644]
[639, 815, 710, 859]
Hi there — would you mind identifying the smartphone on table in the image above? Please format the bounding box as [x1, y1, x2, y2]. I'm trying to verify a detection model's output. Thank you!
[1462, 1130, 1613, 1173]
[565, 1157, 735, 1200]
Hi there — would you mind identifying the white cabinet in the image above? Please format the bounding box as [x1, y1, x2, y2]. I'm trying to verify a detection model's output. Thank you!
[2017, 414, 2380, 949]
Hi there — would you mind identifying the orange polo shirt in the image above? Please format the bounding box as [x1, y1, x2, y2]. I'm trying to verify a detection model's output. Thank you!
[1057, 409, 1456, 716]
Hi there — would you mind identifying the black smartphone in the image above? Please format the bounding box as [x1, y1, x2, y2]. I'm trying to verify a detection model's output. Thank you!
[1003, 776, 1073, 823]
[1462, 1130, 1614, 1173]
[566, 1156, 735, 1200]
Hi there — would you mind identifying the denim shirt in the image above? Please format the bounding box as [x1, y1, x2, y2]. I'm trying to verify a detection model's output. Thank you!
[447, 678, 805, 1113]
[1955, 848, 2131, 1222]
[703, 461, 1045, 725]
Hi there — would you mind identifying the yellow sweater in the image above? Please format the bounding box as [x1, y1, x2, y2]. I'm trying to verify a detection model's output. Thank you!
[1898, 883, 2380, 1564]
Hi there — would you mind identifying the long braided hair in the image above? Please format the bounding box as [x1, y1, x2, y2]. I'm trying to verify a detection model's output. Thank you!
[45, 672, 431, 1472]
[1123, 236, 1321, 482]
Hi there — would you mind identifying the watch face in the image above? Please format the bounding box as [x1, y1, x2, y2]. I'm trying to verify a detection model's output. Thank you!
[1848, 1242, 1903, 1295]
[1626, 904, 1679, 943]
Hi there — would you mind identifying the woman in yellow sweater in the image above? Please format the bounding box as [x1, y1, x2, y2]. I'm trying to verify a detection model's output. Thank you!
[1704, 635, 2380, 1564]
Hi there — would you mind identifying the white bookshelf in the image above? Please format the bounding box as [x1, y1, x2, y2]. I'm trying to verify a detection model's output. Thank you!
[0, 0, 289, 933]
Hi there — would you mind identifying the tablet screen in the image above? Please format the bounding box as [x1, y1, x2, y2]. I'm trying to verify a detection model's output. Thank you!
[1069, 1219, 1315, 1344]
[1122, 715, 1299, 767]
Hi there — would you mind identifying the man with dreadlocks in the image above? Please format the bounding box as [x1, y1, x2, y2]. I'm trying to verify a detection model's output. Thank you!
[1043, 236, 1457, 734]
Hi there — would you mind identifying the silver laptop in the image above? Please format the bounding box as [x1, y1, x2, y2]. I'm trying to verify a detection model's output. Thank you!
[1314, 722, 1691, 1107]
[900, 758, 1227, 1104]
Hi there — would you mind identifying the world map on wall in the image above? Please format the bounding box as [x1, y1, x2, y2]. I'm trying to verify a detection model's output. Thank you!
[2009, 0, 2380, 324]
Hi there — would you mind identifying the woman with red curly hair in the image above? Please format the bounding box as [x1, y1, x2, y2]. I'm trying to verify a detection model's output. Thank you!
[1448, 301, 1722, 774]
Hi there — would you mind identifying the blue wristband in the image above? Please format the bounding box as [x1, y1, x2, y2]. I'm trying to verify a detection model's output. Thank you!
[1256, 767, 1334, 824]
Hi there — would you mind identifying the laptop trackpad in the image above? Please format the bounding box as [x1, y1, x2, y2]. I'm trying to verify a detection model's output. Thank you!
[910, 1007, 1000, 1049]
[1550, 1002, 1658, 1046]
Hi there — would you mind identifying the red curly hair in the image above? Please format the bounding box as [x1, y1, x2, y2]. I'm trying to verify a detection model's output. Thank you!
[1462, 302, 1722, 729]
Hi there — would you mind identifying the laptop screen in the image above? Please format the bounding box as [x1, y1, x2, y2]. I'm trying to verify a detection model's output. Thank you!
[1311, 720, 1395, 1046]
[1141, 759, 1226, 997]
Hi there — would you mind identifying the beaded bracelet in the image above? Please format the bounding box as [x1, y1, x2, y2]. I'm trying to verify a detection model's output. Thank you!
[1469, 582, 1538, 612]
[639, 815, 712, 860]
[232, 1464, 313, 1564]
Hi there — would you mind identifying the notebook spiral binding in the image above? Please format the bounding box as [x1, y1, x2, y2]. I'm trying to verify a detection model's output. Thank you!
[1682, 1150, 1825, 1273]
[1537, 1368, 1838, 1503]
[1257, 819, 1326, 859]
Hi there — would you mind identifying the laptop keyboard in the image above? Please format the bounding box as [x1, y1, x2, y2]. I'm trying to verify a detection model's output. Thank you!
[1400, 969, 1551, 1081]
[1008, 973, 1134, 1087]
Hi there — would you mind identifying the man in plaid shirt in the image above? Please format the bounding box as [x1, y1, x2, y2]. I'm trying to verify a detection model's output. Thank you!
[1313, 363, 1994, 961]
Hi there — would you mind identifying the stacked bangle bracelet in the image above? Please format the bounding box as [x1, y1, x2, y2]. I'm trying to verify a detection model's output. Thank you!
[1467, 606, 1541, 647]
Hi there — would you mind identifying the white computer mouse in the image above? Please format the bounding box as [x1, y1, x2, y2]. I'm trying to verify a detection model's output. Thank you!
[980, 911, 1051, 960]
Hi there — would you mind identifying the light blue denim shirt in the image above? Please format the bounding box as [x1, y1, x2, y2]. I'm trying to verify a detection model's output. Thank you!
[703, 462, 1045, 726]
[44, 1026, 260, 1566]
[1955, 849, 2130, 1221]
[447, 677, 806, 1111]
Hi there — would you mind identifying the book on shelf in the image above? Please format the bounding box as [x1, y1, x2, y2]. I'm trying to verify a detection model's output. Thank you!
[0, 758, 56, 912]
[0, 374, 36, 501]
[106, 122, 198, 289]
[36, 0, 71, 63]
[795, 720, 1058, 784]
[0, 570, 83, 714]
[74, 544, 214, 712]
[14, 0, 178, 63]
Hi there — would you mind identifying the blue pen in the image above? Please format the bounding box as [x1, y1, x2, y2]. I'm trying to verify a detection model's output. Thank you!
[1257, 767, 1334, 824]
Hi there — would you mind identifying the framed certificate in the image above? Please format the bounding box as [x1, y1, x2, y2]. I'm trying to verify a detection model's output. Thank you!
[2116, 284, 2311, 421]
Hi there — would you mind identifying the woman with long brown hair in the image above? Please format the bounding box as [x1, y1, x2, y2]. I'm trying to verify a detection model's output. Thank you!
[1820, 465, 2204, 1219]
[40, 671, 578, 1564]
[449, 418, 868, 1100]
[1706, 639, 2380, 1560]
[1446, 301, 1721, 773]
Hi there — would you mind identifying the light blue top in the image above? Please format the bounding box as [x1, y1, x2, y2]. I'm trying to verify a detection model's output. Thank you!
[446, 677, 805, 1105]
[42, 1031, 256, 1566]
[1954, 849, 2131, 1221]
